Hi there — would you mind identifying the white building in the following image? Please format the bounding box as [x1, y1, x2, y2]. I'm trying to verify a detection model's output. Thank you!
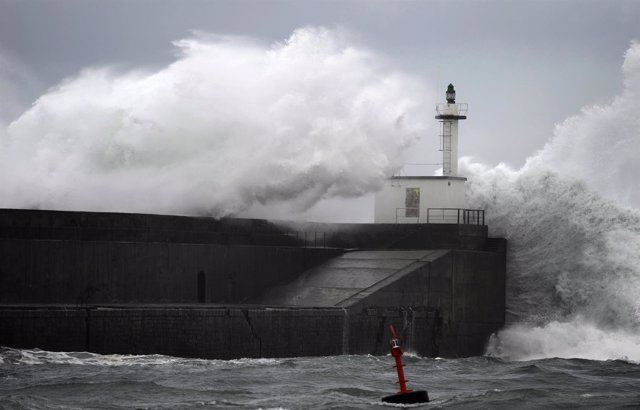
[374, 84, 481, 224]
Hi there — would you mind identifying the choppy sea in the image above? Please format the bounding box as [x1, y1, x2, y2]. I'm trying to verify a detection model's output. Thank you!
[1, 347, 639, 409]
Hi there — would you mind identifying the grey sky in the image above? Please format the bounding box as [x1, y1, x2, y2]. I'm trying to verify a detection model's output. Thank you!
[1, 0, 639, 168]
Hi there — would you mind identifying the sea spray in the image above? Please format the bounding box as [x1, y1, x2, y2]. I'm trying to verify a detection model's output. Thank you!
[0, 27, 433, 216]
[530, 41, 640, 209]
[463, 42, 640, 361]
[485, 318, 640, 362]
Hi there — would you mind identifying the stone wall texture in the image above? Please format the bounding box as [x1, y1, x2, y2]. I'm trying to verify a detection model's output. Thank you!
[0, 209, 506, 358]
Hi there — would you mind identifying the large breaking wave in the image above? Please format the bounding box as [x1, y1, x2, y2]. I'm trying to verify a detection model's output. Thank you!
[464, 42, 640, 361]
[0, 27, 432, 216]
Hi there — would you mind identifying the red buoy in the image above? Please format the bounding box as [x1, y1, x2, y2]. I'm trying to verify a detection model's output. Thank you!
[381, 325, 429, 404]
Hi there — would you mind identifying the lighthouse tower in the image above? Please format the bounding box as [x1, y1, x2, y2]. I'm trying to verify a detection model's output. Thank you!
[436, 84, 467, 176]
[374, 84, 477, 224]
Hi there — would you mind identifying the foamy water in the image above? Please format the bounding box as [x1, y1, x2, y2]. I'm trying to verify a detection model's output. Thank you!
[2, 347, 639, 409]
[464, 42, 640, 362]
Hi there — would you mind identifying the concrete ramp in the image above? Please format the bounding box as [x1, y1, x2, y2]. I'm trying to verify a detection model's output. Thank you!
[253, 250, 448, 307]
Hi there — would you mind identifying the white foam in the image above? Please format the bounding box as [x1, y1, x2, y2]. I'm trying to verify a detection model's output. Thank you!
[257, 408, 292, 410]
[530, 41, 640, 210]
[0, 27, 433, 217]
[486, 318, 640, 362]
[1, 348, 286, 367]
[4, 348, 185, 366]
[463, 42, 640, 361]
[227, 357, 282, 366]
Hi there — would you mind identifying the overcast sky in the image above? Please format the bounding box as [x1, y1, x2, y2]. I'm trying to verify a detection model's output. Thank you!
[1, 0, 639, 169]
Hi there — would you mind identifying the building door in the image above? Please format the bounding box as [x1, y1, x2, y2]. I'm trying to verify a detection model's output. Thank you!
[405, 188, 420, 218]
[197, 271, 206, 303]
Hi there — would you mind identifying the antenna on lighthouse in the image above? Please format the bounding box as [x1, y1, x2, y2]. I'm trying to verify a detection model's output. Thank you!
[435, 84, 467, 176]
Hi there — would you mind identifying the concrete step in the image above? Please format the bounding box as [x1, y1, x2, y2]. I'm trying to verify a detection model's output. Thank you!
[251, 250, 448, 307]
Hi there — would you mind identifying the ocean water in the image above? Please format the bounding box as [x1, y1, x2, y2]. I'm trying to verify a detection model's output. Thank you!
[1, 348, 639, 409]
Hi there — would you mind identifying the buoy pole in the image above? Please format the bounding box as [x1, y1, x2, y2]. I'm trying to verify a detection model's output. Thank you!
[381, 324, 429, 404]
[389, 324, 411, 394]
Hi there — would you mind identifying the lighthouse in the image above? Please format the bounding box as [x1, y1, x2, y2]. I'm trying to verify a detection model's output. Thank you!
[436, 84, 467, 176]
[374, 84, 480, 224]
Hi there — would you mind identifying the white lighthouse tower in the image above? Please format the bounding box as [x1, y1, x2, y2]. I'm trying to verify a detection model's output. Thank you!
[436, 84, 467, 176]
[374, 84, 479, 224]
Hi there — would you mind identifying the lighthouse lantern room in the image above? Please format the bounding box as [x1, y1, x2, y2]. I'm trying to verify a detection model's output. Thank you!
[374, 84, 473, 224]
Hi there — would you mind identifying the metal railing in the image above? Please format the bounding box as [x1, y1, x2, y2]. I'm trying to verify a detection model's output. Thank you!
[393, 207, 485, 225]
[435, 103, 468, 116]
[285, 231, 333, 248]
[426, 208, 484, 225]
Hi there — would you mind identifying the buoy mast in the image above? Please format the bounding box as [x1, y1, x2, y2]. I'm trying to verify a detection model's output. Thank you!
[381, 325, 429, 404]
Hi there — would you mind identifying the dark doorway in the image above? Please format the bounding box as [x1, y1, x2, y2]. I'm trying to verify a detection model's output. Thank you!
[197, 271, 206, 303]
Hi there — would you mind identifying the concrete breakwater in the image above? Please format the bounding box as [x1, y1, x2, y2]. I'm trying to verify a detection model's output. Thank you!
[0, 305, 431, 359]
[0, 209, 506, 358]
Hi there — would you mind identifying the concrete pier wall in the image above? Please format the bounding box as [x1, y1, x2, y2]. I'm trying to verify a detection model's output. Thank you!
[0, 209, 506, 358]
[0, 248, 505, 358]
[0, 239, 341, 304]
[0, 208, 488, 250]
[0, 209, 492, 306]
[277, 220, 488, 250]
[0, 305, 447, 358]
[253, 248, 505, 357]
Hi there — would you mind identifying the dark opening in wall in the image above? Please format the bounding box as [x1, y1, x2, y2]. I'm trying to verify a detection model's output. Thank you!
[197, 271, 206, 303]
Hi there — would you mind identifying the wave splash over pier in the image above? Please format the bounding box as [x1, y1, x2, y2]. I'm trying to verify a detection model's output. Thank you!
[463, 42, 640, 362]
[0, 27, 431, 217]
